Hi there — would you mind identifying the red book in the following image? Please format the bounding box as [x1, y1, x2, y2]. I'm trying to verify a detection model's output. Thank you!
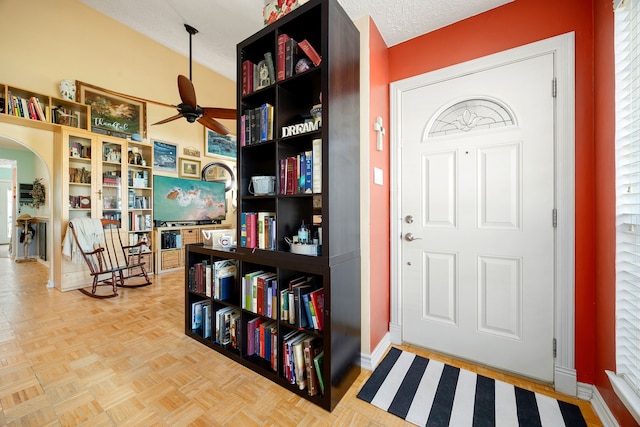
[309, 288, 324, 330]
[286, 157, 297, 195]
[277, 33, 290, 81]
[246, 213, 257, 248]
[298, 39, 321, 66]
[242, 60, 254, 95]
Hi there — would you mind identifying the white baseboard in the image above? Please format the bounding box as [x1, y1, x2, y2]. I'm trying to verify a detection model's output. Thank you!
[583, 382, 620, 427]
[555, 365, 578, 396]
[359, 332, 391, 371]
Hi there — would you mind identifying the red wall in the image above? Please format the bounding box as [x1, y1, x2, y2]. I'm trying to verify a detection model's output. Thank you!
[386, 0, 635, 424]
[368, 19, 391, 350]
[593, 1, 637, 425]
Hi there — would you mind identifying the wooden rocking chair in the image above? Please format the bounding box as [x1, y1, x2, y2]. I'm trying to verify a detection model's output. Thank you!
[68, 218, 152, 298]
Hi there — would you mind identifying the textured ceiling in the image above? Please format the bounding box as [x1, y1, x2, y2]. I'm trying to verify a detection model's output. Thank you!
[78, 0, 513, 81]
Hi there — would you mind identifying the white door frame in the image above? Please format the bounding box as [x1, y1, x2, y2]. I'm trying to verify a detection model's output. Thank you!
[389, 32, 576, 395]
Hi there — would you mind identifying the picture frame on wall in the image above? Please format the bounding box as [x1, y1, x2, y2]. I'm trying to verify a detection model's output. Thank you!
[76, 81, 147, 139]
[205, 128, 237, 159]
[179, 158, 201, 179]
[152, 140, 178, 173]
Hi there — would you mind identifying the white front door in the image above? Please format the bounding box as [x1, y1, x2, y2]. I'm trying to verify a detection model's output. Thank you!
[400, 52, 555, 382]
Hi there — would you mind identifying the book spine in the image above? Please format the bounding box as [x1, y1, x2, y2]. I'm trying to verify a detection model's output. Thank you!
[312, 139, 322, 193]
[298, 39, 322, 66]
[277, 33, 290, 81]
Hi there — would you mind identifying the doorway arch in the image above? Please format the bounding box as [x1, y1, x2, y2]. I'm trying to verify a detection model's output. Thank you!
[0, 134, 54, 288]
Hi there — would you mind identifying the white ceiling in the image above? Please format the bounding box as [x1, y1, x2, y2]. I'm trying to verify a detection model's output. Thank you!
[78, 0, 513, 81]
[1, 0, 513, 152]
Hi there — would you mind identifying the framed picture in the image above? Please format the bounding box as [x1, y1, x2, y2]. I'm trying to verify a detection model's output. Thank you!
[179, 158, 201, 179]
[205, 128, 237, 159]
[183, 146, 201, 157]
[76, 81, 147, 139]
[152, 140, 178, 173]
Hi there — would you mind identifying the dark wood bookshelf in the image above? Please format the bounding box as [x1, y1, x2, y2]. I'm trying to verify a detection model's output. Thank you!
[184, 0, 360, 411]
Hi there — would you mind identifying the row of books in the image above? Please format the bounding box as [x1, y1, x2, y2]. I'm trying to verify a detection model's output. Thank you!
[242, 270, 278, 319]
[277, 34, 322, 81]
[128, 192, 151, 210]
[102, 171, 121, 186]
[69, 141, 90, 158]
[6, 92, 47, 122]
[280, 138, 321, 194]
[188, 259, 239, 301]
[128, 232, 150, 250]
[240, 211, 276, 250]
[240, 102, 274, 146]
[128, 170, 150, 187]
[161, 231, 182, 249]
[191, 301, 242, 347]
[283, 331, 324, 396]
[241, 52, 276, 95]
[129, 213, 152, 232]
[214, 306, 241, 347]
[281, 276, 324, 330]
[248, 317, 278, 371]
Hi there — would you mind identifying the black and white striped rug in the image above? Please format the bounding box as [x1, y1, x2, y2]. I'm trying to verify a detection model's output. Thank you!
[357, 347, 587, 427]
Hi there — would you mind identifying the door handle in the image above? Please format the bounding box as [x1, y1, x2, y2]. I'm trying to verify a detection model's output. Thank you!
[405, 233, 422, 241]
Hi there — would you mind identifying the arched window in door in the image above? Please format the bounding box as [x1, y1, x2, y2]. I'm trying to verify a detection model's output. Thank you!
[426, 97, 516, 138]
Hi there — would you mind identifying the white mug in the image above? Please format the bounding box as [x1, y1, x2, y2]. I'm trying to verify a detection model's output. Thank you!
[218, 235, 232, 248]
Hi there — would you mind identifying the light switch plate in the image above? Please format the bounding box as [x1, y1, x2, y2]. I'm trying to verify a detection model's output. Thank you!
[374, 167, 383, 185]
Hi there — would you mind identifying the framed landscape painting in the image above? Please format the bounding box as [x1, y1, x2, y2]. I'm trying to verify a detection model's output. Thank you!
[77, 81, 146, 139]
[152, 140, 178, 173]
[205, 129, 237, 159]
[179, 158, 201, 179]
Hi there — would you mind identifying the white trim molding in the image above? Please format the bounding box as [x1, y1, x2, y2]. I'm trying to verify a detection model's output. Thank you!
[606, 370, 640, 425]
[389, 32, 576, 393]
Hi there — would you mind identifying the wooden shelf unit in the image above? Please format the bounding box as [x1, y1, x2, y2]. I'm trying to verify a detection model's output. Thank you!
[156, 224, 231, 273]
[0, 83, 89, 130]
[184, 0, 360, 412]
[56, 127, 156, 291]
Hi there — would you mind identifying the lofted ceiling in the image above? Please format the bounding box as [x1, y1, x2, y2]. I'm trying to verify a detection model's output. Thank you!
[1, 0, 513, 153]
[78, 0, 513, 81]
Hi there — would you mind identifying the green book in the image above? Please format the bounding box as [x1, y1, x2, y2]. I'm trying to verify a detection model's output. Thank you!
[313, 351, 325, 394]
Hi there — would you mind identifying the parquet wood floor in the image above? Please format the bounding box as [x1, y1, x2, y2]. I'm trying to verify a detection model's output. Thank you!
[0, 257, 602, 426]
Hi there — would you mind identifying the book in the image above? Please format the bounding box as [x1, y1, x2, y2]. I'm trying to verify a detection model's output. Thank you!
[218, 273, 235, 301]
[303, 336, 321, 395]
[309, 288, 325, 330]
[246, 212, 257, 248]
[292, 337, 307, 390]
[192, 301, 203, 332]
[293, 283, 313, 329]
[256, 272, 276, 315]
[246, 317, 265, 356]
[215, 306, 234, 344]
[230, 311, 241, 349]
[312, 139, 322, 193]
[301, 292, 314, 330]
[202, 301, 212, 339]
[242, 270, 264, 311]
[304, 150, 313, 193]
[242, 59, 254, 95]
[298, 39, 322, 66]
[258, 211, 276, 249]
[277, 33, 290, 81]
[264, 51, 276, 84]
[285, 37, 299, 79]
[313, 351, 325, 394]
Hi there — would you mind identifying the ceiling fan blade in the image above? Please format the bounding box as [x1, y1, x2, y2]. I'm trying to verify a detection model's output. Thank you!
[202, 107, 237, 120]
[94, 86, 176, 109]
[152, 113, 183, 126]
[178, 75, 197, 108]
[198, 116, 230, 135]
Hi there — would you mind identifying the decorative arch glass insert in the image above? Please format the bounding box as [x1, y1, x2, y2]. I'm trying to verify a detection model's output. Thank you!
[427, 98, 515, 138]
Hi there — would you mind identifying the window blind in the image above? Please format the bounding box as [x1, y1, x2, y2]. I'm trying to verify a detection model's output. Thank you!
[615, 0, 640, 403]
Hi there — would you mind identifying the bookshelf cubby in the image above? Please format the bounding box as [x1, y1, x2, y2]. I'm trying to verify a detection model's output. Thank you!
[184, 0, 360, 411]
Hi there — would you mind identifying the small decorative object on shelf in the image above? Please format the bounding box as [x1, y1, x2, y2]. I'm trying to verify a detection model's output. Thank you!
[29, 178, 45, 209]
[59, 79, 76, 101]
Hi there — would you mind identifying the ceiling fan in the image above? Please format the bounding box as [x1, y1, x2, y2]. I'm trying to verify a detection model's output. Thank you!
[100, 24, 236, 135]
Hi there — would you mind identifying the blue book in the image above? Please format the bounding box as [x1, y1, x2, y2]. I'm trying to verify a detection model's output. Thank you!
[302, 292, 314, 329]
[219, 274, 234, 301]
[304, 150, 313, 193]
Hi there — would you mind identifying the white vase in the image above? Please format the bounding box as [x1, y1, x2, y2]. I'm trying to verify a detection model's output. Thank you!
[59, 79, 76, 101]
